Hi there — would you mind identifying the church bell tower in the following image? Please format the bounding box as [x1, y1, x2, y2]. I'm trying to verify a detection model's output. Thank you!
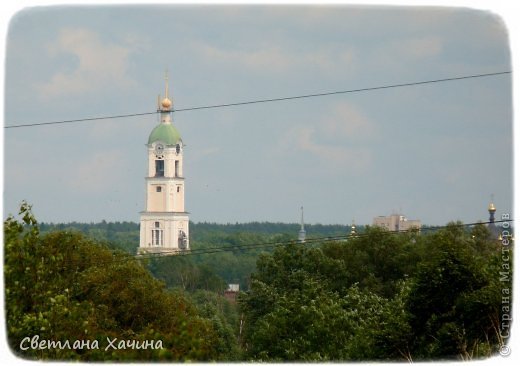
[138, 74, 189, 254]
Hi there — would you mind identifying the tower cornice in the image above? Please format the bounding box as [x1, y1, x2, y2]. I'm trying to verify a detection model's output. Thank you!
[145, 176, 185, 181]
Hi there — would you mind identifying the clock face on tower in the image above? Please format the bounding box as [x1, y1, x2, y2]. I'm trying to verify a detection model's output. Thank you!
[155, 143, 164, 156]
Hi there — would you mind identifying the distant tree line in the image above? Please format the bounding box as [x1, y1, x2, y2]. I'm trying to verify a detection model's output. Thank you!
[38, 220, 356, 291]
[6, 203, 511, 361]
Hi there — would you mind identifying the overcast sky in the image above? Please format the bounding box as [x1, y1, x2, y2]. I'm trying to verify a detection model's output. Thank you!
[2, 2, 514, 226]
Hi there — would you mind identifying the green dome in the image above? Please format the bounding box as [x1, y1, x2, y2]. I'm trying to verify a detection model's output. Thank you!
[148, 123, 181, 145]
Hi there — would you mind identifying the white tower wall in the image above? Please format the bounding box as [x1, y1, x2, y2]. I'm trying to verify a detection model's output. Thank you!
[138, 78, 189, 254]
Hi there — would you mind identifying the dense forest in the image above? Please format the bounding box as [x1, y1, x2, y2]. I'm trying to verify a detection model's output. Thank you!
[38, 220, 353, 290]
[5, 202, 512, 361]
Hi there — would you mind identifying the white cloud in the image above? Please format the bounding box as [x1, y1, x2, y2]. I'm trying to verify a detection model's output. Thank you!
[190, 41, 356, 74]
[370, 36, 443, 65]
[362, 35, 444, 76]
[296, 127, 372, 170]
[321, 103, 377, 140]
[192, 42, 292, 72]
[65, 150, 124, 193]
[304, 47, 356, 72]
[35, 28, 136, 99]
[278, 102, 377, 172]
[404, 37, 443, 59]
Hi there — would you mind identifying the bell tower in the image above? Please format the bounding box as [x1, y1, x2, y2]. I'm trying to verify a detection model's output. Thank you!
[138, 73, 189, 254]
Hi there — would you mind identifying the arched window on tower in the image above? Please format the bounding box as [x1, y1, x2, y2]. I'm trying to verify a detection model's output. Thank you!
[152, 221, 163, 246]
[155, 160, 165, 177]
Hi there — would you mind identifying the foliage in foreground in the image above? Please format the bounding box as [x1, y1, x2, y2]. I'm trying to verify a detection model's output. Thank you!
[4, 202, 236, 361]
[6, 203, 512, 361]
[239, 225, 511, 361]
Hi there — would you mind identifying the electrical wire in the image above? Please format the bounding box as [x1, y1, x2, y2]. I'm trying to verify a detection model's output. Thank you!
[17, 218, 511, 272]
[4, 71, 511, 129]
[121, 218, 513, 263]
[5, 111, 158, 129]
[173, 71, 511, 113]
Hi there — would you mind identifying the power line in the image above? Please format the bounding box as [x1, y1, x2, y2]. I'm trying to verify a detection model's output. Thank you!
[25, 218, 512, 272]
[132, 218, 513, 262]
[174, 71, 511, 113]
[4, 71, 511, 129]
[5, 111, 157, 129]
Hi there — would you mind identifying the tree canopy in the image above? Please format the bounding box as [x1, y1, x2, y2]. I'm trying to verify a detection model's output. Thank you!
[5, 202, 234, 361]
[5, 203, 511, 361]
[239, 224, 511, 361]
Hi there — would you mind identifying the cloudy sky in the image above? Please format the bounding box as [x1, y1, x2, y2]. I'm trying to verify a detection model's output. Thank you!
[2, 2, 514, 226]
